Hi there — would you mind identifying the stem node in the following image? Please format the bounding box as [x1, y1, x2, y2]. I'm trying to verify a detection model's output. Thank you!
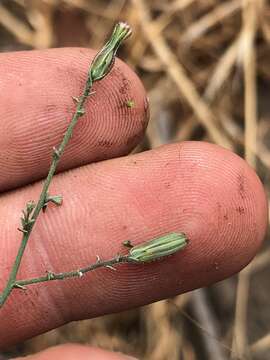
[14, 283, 27, 290]
[72, 96, 80, 103]
[17, 227, 28, 234]
[77, 270, 83, 278]
[52, 146, 60, 159]
[106, 265, 117, 271]
[77, 108, 85, 117]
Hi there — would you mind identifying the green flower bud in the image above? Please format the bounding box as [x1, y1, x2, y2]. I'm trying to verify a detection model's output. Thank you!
[90, 22, 132, 82]
[128, 232, 188, 263]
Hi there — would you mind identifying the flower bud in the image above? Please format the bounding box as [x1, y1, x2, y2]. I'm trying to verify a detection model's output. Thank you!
[128, 232, 188, 263]
[90, 22, 132, 82]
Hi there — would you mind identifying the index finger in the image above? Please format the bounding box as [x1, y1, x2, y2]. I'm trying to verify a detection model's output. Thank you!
[0, 48, 148, 192]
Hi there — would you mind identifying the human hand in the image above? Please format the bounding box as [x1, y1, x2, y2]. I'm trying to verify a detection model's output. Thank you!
[0, 48, 267, 359]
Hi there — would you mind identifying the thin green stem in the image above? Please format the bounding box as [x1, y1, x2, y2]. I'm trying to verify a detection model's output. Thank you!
[0, 22, 132, 308]
[14, 255, 131, 288]
[0, 79, 93, 307]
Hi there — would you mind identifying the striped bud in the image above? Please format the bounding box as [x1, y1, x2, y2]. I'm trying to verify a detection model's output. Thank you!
[90, 22, 132, 82]
[127, 232, 188, 263]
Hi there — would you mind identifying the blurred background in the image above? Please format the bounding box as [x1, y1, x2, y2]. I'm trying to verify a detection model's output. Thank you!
[0, 0, 270, 359]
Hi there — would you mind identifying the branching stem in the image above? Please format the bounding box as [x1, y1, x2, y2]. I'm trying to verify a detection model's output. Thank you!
[0, 78, 93, 308]
[0, 22, 132, 308]
[0, 22, 188, 309]
[14, 255, 131, 288]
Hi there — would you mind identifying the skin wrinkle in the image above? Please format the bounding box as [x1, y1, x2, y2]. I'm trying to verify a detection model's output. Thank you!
[0, 142, 267, 348]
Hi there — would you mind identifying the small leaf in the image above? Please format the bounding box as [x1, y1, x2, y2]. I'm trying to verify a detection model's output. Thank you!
[44, 193, 63, 209]
[26, 201, 36, 214]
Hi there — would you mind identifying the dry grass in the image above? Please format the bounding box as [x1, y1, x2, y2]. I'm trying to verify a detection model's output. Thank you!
[1, 0, 270, 359]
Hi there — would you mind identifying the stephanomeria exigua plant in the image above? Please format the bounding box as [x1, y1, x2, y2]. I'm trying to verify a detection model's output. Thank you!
[0, 22, 188, 308]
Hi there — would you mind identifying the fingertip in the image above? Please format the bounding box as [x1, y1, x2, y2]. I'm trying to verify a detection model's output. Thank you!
[0, 48, 149, 191]
[14, 344, 138, 360]
[177, 141, 268, 275]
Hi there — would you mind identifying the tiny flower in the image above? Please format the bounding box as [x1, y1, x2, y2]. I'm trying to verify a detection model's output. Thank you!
[127, 232, 188, 263]
[90, 22, 132, 82]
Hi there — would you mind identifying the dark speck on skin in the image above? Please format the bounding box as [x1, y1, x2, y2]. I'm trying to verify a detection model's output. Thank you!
[98, 139, 115, 148]
[111, 66, 131, 95]
[238, 174, 246, 199]
[120, 79, 130, 95]
[236, 206, 245, 214]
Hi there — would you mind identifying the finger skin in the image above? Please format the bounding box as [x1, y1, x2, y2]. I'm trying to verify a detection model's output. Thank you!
[0, 142, 267, 347]
[15, 344, 137, 360]
[0, 48, 148, 192]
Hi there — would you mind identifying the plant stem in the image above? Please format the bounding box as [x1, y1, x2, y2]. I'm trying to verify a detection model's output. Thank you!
[14, 255, 131, 288]
[0, 22, 131, 308]
[0, 78, 93, 307]
[0, 22, 133, 308]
